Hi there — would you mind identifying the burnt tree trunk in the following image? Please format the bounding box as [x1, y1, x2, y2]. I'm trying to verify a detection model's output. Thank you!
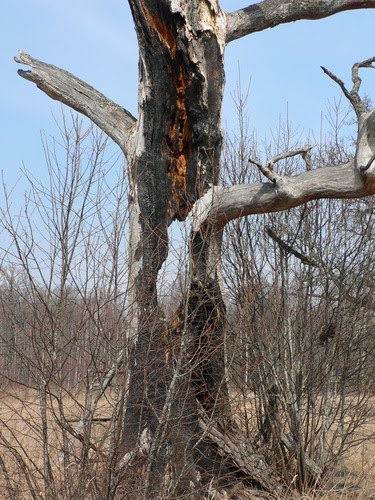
[120, 3, 237, 496]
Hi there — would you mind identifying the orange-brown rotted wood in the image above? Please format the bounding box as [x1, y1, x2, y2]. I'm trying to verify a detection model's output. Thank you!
[129, 0, 225, 222]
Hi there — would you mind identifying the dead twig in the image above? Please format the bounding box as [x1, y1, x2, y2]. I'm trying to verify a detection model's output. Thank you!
[265, 226, 319, 267]
[249, 145, 313, 183]
[322, 57, 375, 118]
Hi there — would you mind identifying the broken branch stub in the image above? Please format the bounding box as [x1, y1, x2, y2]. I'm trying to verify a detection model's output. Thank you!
[15, 51, 136, 153]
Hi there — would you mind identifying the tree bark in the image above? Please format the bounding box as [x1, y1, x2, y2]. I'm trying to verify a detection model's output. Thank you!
[116, 1, 230, 496]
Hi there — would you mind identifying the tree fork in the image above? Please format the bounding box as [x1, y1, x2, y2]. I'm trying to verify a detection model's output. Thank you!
[119, 1, 231, 495]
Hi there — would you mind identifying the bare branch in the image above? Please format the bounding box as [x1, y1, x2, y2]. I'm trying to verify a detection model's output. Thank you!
[321, 66, 354, 104]
[248, 157, 281, 183]
[249, 145, 313, 183]
[226, 0, 375, 43]
[265, 226, 319, 267]
[322, 57, 375, 118]
[190, 160, 375, 231]
[15, 51, 136, 152]
[266, 145, 313, 171]
[352, 56, 375, 94]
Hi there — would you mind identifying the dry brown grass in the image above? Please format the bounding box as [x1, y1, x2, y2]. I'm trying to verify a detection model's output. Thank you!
[0, 386, 374, 499]
[229, 390, 375, 499]
[316, 428, 375, 499]
[0, 385, 116, 499]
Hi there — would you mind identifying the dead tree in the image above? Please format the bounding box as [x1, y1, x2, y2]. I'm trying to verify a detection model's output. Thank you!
[15, 1, 375, 497]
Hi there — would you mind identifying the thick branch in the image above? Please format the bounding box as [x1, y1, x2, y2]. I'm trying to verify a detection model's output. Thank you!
[226, 0, 375, 43]
[15, 51, 136, 152]
[191, 108, 375, 230]
[356, 109, 375, 170]
[190, 161, 375, 231]
[198, 405, 282, 494]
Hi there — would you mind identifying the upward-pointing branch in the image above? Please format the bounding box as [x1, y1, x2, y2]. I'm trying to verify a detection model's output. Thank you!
[226, 0, 375, 43]
[321, 57, 375, 119]
[15, 51, 137, 153]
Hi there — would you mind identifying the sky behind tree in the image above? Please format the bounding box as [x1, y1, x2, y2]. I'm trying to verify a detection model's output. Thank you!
[1, 1, 375, 193]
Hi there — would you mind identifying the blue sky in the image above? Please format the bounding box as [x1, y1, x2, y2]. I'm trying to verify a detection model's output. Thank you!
[1, 0, 375, 191]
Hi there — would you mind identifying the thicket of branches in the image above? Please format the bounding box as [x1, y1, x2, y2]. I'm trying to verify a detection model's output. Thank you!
[222, 97, 374, 493]
[0, 100, 373, 498]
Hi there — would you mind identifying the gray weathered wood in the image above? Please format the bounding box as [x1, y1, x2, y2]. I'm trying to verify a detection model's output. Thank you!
[226, 0, 375, 43]
[190, 159, 375, 231]
[15, 52, 136, 152]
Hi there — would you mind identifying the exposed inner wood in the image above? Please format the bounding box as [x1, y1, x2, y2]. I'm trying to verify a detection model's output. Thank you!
[167, 66, 192, 219]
